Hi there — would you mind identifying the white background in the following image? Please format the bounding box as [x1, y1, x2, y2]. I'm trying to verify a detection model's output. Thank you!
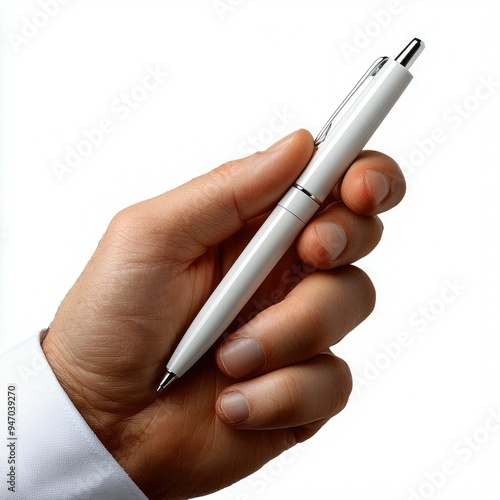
[1, 1, 500, 499]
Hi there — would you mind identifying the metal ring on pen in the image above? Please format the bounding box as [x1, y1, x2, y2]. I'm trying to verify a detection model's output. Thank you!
[292, 183, 322, 205]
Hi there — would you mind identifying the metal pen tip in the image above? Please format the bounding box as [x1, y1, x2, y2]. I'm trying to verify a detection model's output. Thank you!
[395, 38, 425, 69]
[157, 370, 178, 393]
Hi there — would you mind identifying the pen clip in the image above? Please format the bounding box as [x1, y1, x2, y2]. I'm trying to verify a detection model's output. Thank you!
[314, 56, 389, 146]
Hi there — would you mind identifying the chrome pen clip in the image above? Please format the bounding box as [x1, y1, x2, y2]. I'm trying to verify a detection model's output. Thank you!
[314, 56, 389, 146]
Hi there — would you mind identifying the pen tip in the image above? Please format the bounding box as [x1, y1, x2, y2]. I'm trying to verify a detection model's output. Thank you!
[157, 370, 178, 393]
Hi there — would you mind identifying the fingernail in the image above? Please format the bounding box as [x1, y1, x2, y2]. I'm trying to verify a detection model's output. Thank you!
[220, 391, 250, 424]
[266, 131, 297, 153]
[220, 337, 266, 378]
[316, 222, 347, 261]
[365, 170, 390, 205]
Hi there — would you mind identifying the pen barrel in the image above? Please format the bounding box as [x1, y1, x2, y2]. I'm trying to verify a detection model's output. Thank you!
[167, 187, 319, 377]
[296, 59, 413, 202]
[166, 55, 418, 380]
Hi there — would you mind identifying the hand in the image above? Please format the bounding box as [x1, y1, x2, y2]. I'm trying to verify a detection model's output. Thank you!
[42, 130, 405, 499]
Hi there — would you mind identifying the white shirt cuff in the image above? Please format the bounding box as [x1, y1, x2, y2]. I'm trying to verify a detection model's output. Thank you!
[0, 332, 147, 499]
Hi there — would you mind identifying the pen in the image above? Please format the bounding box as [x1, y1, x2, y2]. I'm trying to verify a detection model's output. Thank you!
[157, 38, 425, 392]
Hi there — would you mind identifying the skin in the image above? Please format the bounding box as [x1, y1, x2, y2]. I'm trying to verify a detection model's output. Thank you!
[41, 129, 405, 499]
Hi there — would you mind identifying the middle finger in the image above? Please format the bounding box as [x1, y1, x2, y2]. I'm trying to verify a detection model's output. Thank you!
[216, 265, 375, 379]
[296, 201, 383, 270]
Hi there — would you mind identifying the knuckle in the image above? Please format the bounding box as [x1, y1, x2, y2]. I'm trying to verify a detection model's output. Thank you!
[106, 205, 161, 249]
[277, 372, 304, 423]
[104, 205, 178, 263]
[356, 267, 377, 316]
[333, 356, 353, 409]
[106, 206, 144, 243]
[324, 354, 352, 415]
[287, 297, 330, 355]
[342, 265, 376, 321]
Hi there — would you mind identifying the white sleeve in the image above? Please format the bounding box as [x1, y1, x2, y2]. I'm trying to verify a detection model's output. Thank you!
[0, 331, 148, 500]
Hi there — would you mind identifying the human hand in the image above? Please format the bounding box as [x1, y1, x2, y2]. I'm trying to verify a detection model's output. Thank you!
[42, 129, 405, 499]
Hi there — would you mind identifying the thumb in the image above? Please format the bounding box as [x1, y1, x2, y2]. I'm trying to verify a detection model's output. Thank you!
[118, 129, 315, 261]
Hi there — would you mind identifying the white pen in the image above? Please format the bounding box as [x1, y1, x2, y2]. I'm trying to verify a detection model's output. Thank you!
[157, 38, 425, 392]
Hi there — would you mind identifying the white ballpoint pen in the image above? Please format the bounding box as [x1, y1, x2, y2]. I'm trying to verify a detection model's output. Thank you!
[157, 38, 425, 392]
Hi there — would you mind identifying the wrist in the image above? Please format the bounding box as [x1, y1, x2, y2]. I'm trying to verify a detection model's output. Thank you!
[41, 327, 148, 479]
[41, 328, 111, 438]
